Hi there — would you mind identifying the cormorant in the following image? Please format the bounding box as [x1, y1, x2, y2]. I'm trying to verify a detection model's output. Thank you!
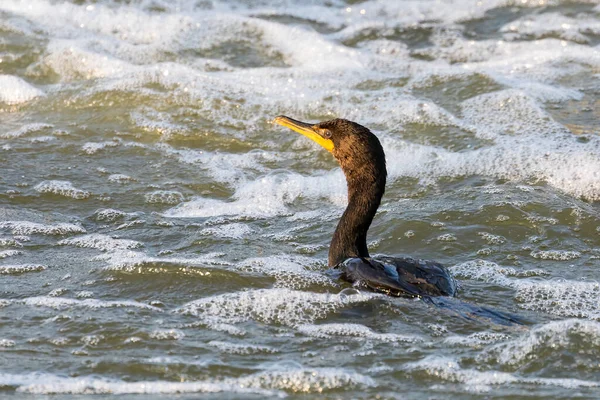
[274, 116, 457, 298]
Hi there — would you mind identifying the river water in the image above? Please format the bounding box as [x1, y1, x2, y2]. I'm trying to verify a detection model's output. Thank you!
[1, 0, 600, 398]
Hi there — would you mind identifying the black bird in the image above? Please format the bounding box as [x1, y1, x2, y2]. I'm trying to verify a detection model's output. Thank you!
[274, 116, 457, 298]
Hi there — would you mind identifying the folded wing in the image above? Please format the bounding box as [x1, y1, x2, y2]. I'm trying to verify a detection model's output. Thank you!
[337, 256, 457, 298]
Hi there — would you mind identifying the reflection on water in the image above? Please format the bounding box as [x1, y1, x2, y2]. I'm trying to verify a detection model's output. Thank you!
[1, 0, 600, 397]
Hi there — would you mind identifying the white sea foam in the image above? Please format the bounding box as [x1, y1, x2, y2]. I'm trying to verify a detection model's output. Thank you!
[462, 89, 567, 138]
[200, 223, 255, 239]
[145, 190, 184, 205]
[148, 329, 185, 340]
[144, 356, 211, 367]
[515, 280, 600, 320]
[39, 39, 132, 82]
[182, 316, 247, 337]
[297, 323, 422, 343]
[6, 296, 161, 311]
[477, 232, 506, 245]
[530, 250, 581, 261]
[96, 250, 229, 272]
[0, 75, 44, 104]
[176, 288, 377, 327]
[0, 264, 46, 275]
[208, 340, 277, 355]
[34, 180, 91, 200]
[29, 136, 55, 143]
[7, 373, 281, 396]
[82, 140, 120, 155]
[0, 238, 22, 247]
[0, 250, 22, 259]
[450, 260, 548, 284]
[0, 221, 85, 235]
[382, 99, 600, 201]
[500, 12, 600, 43]
[58, 234, 142, 251]
[4, 0, 597, 204]
[5, 366, 373, 395]
[80, 335, 103, 346]
[48, 288, 67, 297]
[405, 355, 600, 392]
[236, 255, 336, 290]
[164, 195, 283, 219]
[443, 332, 511, 348]
[107, 174, 135, 184]
[451, 260, 600, 320]
[235, 367, 375, 393]
[0, 339, 16, 347]
[1, 123, 53, 139]
[478, 319, 600, 368]
[165, 170, 346, 218]
[93, 208, 129, 222]
[258, 16, 361, 71]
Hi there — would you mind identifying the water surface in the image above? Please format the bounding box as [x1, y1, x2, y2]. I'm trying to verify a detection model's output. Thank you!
[1, 0, 600, 398]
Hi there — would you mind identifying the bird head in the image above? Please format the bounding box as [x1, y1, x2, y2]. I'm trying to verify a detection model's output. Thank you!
[273, 115, 387, 186]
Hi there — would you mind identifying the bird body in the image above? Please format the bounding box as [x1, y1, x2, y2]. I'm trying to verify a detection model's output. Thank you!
[274, 116, 457, 298]
[340, 256, 457, 298]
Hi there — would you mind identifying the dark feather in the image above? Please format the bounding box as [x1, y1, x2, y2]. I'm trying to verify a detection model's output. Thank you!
[337, 256, 457, 298]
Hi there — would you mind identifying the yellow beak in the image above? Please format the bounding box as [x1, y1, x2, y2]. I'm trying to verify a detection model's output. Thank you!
[274, 115, 334, 152]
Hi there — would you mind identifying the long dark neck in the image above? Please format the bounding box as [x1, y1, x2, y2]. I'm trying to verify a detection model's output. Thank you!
[328, 163, 386, 267]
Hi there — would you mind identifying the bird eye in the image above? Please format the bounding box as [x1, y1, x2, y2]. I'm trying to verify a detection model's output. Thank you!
[323, 130, 332, 139]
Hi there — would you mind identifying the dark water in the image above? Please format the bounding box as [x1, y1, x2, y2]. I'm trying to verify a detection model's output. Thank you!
[1, 0, 600, 397]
